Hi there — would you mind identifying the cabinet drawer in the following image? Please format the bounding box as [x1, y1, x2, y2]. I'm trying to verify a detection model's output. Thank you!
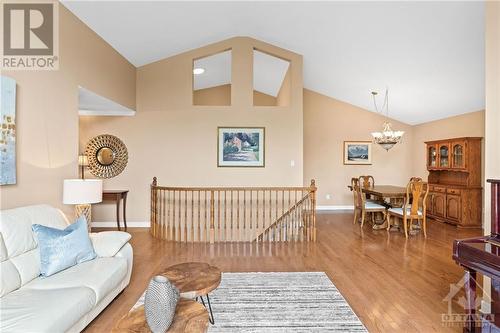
[433, 186, 446, 193]
[447, 188, 461, 195]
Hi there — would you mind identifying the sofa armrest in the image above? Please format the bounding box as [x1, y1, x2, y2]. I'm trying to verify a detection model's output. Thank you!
[89, 231, 131, 257]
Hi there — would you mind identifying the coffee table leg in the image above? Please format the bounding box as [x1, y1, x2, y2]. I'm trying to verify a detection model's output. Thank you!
[198, 294, 215, 325]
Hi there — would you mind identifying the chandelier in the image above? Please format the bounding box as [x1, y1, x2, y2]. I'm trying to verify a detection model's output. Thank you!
[370, 89, 404, 151]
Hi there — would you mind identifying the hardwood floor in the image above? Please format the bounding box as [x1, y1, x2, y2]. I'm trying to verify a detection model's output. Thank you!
[87, 212, 481, 333]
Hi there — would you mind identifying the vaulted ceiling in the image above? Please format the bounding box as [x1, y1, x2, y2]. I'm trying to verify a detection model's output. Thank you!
[62, 1, 484, 125]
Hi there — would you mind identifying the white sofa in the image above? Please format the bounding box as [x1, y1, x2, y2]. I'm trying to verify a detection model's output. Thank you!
[0, 205, 133, 333]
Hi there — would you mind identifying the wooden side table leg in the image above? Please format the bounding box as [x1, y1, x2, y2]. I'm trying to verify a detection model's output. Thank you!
[464, 269, 477, 333]
[116, 194, 121, 231]
[123, 192, 128, 231]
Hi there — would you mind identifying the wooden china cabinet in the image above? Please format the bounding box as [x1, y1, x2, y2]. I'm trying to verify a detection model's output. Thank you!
[425, 137, 482, 228]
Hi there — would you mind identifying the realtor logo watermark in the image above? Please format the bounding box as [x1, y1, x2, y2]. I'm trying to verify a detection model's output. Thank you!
[442, 274, 495, 329]
[1, 1, 59, 70]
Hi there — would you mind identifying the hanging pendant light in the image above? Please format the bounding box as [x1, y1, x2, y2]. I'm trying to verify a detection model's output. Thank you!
[370, 88, 404, 151]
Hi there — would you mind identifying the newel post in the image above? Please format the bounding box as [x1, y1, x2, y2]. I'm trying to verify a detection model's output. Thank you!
[150, 177, 157, 236]
[310, 179, 317, 242]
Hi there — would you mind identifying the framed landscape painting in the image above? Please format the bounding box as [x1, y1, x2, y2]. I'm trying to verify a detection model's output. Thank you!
[343, 141, 372, 165]
[0, 76, 16, 185]
[218, 127, 265, 167]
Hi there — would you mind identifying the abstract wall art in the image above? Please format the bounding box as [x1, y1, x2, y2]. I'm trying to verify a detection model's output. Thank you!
[0, 76, 16, 185]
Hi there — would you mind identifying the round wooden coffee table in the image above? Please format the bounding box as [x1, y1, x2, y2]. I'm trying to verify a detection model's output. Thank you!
[162, 262, 221, 324]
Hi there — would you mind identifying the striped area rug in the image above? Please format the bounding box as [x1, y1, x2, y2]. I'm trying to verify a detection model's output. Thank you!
[134, 272, 367, 332]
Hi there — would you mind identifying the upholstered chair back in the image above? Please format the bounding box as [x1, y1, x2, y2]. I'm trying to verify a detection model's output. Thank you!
[0, 205, 69, 297]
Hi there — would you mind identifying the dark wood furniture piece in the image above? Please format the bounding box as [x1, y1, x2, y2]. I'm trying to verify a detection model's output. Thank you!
[112, 299, 209, 332]
[453, 179, 500, 332]
[425, 137, 482, 228]
[102, 190, 129, 231]
[162, 262, 221, 325]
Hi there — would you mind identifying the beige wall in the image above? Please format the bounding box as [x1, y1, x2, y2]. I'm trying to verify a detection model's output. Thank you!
[193, 84, 231, 106]
[276, 68, 291, 107]
[412, 110, 485, 180]
[192, 84, 278, 106]
[303, 89, 414, 206]
[80, 37, 303, 222]
[304, 91, 485, 208]
[84, 84, 486, 219]
[481, 1, 500, 311]
[2, 6, 487, 225]
[485, 1, 500, 235]
[253, 90, 278, 106]
[0, 5, 136, 216]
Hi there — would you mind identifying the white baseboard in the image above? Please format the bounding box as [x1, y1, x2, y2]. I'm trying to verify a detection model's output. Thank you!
[91, 221, 150, 228]
[316, 205, 354, 211]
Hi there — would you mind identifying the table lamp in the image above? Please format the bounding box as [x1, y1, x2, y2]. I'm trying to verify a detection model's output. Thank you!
[78, 154, 89, 179]
[63, 179, 103, 231]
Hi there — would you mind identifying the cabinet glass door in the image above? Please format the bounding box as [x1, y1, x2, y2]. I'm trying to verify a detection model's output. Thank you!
[428, 146, 437, 168]
[439, 144, 450, 168]
[452, 143, 464, 168]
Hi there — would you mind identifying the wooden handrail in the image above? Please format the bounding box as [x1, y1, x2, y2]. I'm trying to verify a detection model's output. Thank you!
[256, 192, 311, 242]
[152, 185, 315, 191]
[150, 178, 317, 243]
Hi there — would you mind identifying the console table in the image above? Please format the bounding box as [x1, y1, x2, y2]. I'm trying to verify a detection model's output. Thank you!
[102, 190, 128, 230]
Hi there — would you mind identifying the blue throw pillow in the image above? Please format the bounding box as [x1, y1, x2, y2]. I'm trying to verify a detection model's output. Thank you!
[32, 216, 97, 277]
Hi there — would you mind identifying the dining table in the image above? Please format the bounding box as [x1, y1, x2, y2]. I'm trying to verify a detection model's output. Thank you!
[348, 184, 408, 230]
[362, 185, 407, 207]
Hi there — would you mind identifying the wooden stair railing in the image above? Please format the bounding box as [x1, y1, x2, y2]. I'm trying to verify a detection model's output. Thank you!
[150, 178, 317, 243]
[255, 192, 315, 242]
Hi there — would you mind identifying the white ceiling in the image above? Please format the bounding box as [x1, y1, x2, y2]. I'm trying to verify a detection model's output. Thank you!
[78, 86, 135, 116]
[62, 1, 484, 125]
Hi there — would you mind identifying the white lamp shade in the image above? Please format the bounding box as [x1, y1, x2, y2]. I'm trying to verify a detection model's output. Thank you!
[63, 179, 103, 204]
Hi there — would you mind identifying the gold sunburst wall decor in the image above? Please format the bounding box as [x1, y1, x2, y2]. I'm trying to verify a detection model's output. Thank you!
[85, 134, 128, 179]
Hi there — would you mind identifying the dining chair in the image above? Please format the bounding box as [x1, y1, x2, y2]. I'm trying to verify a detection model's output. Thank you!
[386, 178, 430, 238]
[359, 175, 379, 203]
[359, 175, 375, 189]
[352, 178, 386, 227]
[359, 175, 377, 202]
